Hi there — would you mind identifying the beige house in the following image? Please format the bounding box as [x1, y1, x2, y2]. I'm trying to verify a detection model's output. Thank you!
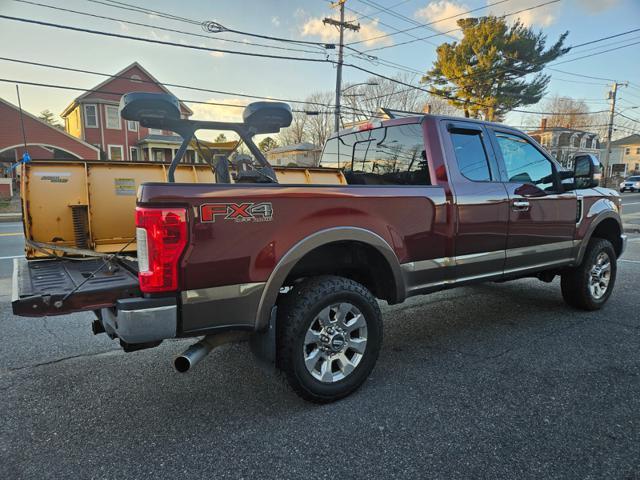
[608, 134, 640, 175]
[266, 142, 321, 167]
[527, 120, 600, 168]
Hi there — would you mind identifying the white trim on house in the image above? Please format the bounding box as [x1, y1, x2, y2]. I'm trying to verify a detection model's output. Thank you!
[60, 62, 194, 117]
[127, 120, 138, 132]
[105, 105, 121, 130]
[107, 144, 124, 161]
[129, 146, 139, 161]
[0, 143, 84, 159]
[84, 104, 98, 128]
[0, 97, 100, 156]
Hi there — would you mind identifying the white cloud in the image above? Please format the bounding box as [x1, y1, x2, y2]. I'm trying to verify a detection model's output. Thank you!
[300, 16, 393, 47]
[414, 0, 563, 38]
[414, 1, 469, 37]
[486, 0, 559, 27]
[271, 16, 281, 27]
[578, 0, 619, 13]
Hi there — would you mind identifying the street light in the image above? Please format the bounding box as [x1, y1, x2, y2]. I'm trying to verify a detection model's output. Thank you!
[341, 81, 379, 124]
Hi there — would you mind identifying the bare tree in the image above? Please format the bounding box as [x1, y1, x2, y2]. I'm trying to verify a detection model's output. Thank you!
[304, 91, 334, 148]
[343, 74, 461, 122]
[278, 109, 308, 146]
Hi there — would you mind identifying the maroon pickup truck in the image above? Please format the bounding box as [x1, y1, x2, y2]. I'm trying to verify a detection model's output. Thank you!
[12, 93, 626, 402]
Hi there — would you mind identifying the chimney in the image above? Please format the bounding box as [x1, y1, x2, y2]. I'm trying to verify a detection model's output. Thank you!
[541, 118, 547, 131]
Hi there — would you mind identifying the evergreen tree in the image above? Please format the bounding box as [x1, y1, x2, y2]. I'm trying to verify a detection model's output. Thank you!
[422, 17, 569, 121]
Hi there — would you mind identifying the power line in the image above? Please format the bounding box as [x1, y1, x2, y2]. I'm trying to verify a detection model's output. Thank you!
[570, 27, 640, 49]
[87, 0, 334, 48]
[0, 14, 334, 63]
[0, 56, 331, 108]
[352, 0, 415, 21]
[13, 0, 327, 56]
[356, 0, 455, 39]
[551, 39, 640, 66]
[0, 77, 327, 114]
[0, 12, 623, 119]
[348, 0, 512, 46]
[546, 68, 615, 82]
[345, 62, 609, 116]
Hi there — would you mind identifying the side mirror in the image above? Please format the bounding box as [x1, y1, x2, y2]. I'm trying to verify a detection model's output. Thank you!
[119, 92, 181, 126]
[572, 154, 602, 189]
[243, 102, 292, 134]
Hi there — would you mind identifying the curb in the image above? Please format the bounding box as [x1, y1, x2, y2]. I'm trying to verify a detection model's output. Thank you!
[624, 224, 640, 234]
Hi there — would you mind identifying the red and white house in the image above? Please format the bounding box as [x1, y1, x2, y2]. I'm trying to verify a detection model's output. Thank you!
[0, 96, 101, 197]
[60, 62, 194, 162]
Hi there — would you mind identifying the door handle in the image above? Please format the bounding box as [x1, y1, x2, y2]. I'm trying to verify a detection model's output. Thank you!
[512, 200, 530, 211]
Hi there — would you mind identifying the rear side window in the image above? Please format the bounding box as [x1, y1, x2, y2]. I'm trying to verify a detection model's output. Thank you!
[320, 124, 430, 185]
[450, 131, 492, 181]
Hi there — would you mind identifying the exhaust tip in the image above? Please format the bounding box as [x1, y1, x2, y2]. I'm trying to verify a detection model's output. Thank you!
[174, 356, 192, 373]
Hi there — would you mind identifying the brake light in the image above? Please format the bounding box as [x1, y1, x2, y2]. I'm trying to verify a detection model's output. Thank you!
[135, 207, 187, 293]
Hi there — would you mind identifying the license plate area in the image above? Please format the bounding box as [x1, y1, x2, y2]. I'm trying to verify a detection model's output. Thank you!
[12, 257, 140, 317]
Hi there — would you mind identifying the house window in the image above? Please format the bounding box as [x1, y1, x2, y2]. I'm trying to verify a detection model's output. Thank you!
[625, 147, 630, 155]
[129, 147, 138, 161]
[108, 145, 123, 160]
[636, 147, 640, 154]
[127, 120, 138, 132]
[148, 128, 163, 135]
[105, 105, 121, 130]
[84, 104, 98, 128]
[153, 150, 165, 162]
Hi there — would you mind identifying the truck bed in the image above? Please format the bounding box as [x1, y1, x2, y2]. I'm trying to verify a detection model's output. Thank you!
[12, 257, 140, 317]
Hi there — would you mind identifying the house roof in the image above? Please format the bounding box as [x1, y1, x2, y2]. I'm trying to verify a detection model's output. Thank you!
[528, 127, 598, 135]
[137, 135, 238, 150]
[0, 96, 100, 154]
[267, 142, 319, 154]
[60, 62, 193, 117]
[610, 134, 640, 146]
[137, 134, 184, 145]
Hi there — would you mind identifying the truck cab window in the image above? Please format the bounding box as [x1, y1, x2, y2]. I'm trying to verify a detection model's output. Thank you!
[450, 131, 492, 181]
[495, 132, 555, 191]
[320, 124, 430, 185]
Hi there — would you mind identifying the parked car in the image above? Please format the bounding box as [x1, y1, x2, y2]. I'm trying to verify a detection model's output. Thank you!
[12, 93, 626, 403]
[620, 175, 640, 192]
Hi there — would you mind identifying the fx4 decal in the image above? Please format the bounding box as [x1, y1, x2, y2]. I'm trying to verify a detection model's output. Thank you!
[200, 202, 274, 223]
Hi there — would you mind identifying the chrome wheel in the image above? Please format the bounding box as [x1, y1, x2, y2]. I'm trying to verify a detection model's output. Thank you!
[303, 302, 368, 383]
[589, 252, 611, 300]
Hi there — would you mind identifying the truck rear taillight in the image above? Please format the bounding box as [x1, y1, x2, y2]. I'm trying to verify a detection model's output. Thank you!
[135, 207, 187, 293]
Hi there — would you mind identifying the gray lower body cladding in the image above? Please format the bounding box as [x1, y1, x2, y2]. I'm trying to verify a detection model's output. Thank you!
[180, 282, 266, 334]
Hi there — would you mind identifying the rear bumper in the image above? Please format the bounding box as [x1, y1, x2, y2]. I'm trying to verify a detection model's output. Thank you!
[100, 297, 177, 344]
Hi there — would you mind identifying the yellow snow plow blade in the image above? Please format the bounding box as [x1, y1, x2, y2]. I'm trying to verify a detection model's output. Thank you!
[20, 160, 345, 258]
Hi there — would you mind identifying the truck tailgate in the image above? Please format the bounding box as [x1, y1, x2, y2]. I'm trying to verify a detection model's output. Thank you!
[12, 257, 140, 317]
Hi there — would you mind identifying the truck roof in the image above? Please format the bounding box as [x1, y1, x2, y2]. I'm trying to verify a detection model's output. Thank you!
[329, 114, 524, 140]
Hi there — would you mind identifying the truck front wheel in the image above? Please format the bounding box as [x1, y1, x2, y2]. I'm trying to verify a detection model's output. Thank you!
[561, 238, 617, 310]
[276, 275, 382, 403]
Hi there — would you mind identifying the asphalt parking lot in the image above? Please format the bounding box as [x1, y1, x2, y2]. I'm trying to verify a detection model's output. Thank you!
[1, 227, 639, 478]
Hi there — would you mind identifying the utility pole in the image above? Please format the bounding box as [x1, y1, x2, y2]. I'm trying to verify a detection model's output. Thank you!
[602, 81, 627, 184]
[324, 1, 359, 132]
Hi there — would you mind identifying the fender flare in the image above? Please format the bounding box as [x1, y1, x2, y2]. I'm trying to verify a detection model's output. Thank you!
[576, 209, 623, 265]
[254, 227, 406, 331]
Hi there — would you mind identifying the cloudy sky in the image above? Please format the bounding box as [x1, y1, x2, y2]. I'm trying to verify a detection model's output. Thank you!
[0, 0, 638, 130]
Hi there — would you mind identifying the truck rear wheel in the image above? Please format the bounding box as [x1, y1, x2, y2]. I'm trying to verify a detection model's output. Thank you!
[561, 238, 617, 310]
[276, 275, 382, 403]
